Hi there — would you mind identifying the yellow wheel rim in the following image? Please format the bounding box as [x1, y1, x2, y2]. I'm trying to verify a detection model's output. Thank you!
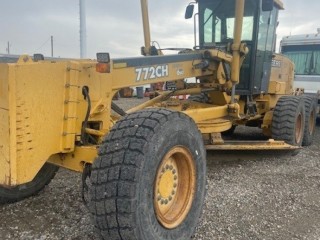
[309, 110, 315, 135]
[295, 113, 303, 144]
[154, 146, 196, 229]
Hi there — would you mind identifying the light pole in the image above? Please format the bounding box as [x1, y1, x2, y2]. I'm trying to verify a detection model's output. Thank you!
[79, 0, 87, 58]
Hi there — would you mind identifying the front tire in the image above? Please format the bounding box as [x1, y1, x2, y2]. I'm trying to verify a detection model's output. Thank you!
[0, 163, 58, 204]
[89, 109, 206, 240]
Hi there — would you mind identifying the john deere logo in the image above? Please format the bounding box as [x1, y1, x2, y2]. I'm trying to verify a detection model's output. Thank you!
[272, 60, 281, 68]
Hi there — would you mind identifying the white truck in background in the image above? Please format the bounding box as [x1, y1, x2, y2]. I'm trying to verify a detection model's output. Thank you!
[280, 29, 320, 120]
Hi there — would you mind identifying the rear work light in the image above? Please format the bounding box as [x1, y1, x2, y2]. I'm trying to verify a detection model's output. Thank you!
[96, 52, 111, 73]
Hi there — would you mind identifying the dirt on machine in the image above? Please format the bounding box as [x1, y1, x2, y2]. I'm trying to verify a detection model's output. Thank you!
[0, 0, 317, 239]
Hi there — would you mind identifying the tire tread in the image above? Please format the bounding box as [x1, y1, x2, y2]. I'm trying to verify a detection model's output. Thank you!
[271, 96, 305, 146]
[90, 108, 197, 239]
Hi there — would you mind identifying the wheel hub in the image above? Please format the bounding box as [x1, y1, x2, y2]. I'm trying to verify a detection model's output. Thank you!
[157, 162, 178, 204]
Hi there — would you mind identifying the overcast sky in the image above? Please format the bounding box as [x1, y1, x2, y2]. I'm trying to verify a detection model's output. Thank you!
[0, 0, 319, 59]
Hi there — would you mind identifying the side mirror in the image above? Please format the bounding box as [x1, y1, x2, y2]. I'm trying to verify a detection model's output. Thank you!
[262, 0, 274, 11]
[185, 4, 194, 19]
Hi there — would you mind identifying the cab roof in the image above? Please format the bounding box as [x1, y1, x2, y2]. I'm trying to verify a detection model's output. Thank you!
[195, 0, 284, 10]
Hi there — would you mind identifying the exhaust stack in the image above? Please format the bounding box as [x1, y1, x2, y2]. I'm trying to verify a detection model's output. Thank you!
[140, 0, 152, 55]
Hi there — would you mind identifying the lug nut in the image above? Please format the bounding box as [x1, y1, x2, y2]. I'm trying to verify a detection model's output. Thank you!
[169, 196, 172, 201]
[174, 175, 178, 180]
[172, 169, 176, 174]
[169, 165, 173, 170]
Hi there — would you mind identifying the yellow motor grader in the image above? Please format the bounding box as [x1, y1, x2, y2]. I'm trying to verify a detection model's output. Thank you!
[0, 0, 317, 239]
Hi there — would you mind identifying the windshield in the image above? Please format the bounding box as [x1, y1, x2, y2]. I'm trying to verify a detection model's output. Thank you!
[199, 0, 257, 47]
[282, 45, 320, 75]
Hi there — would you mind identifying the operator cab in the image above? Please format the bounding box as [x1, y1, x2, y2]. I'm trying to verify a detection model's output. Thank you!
[188, 0, 282, 95]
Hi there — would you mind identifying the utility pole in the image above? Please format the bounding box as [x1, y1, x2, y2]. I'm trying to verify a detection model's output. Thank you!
[79, 0, 87, 58]
[6, 42, 10, 54]
[51, 36, 54, 57]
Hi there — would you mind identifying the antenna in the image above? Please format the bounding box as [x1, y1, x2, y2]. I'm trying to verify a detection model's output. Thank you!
[79, 0, 87, 58]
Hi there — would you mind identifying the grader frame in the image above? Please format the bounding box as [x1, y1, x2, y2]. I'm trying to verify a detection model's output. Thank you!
[0, 0, 290, 186]
[0, 0, 316, 239]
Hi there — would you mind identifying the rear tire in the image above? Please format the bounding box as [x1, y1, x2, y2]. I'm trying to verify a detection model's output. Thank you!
[271, 96, 305, 146]
[0, 163, 58, 204]
[302, 96, 317, 146]
[89, 108, 206, 240]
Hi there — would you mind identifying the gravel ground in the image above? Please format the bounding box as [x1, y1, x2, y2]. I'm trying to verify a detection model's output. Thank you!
[1, 97, 320, 240]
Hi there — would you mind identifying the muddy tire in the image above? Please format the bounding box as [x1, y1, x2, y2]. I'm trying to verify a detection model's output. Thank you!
[0, 163, 58, 204]
[301, 96, 317, 146]
[271, 96, 305, 146]
[89, 108, 206, 240]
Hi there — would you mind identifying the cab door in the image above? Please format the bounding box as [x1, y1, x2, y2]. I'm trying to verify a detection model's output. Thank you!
[252, 6, 278, 94]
